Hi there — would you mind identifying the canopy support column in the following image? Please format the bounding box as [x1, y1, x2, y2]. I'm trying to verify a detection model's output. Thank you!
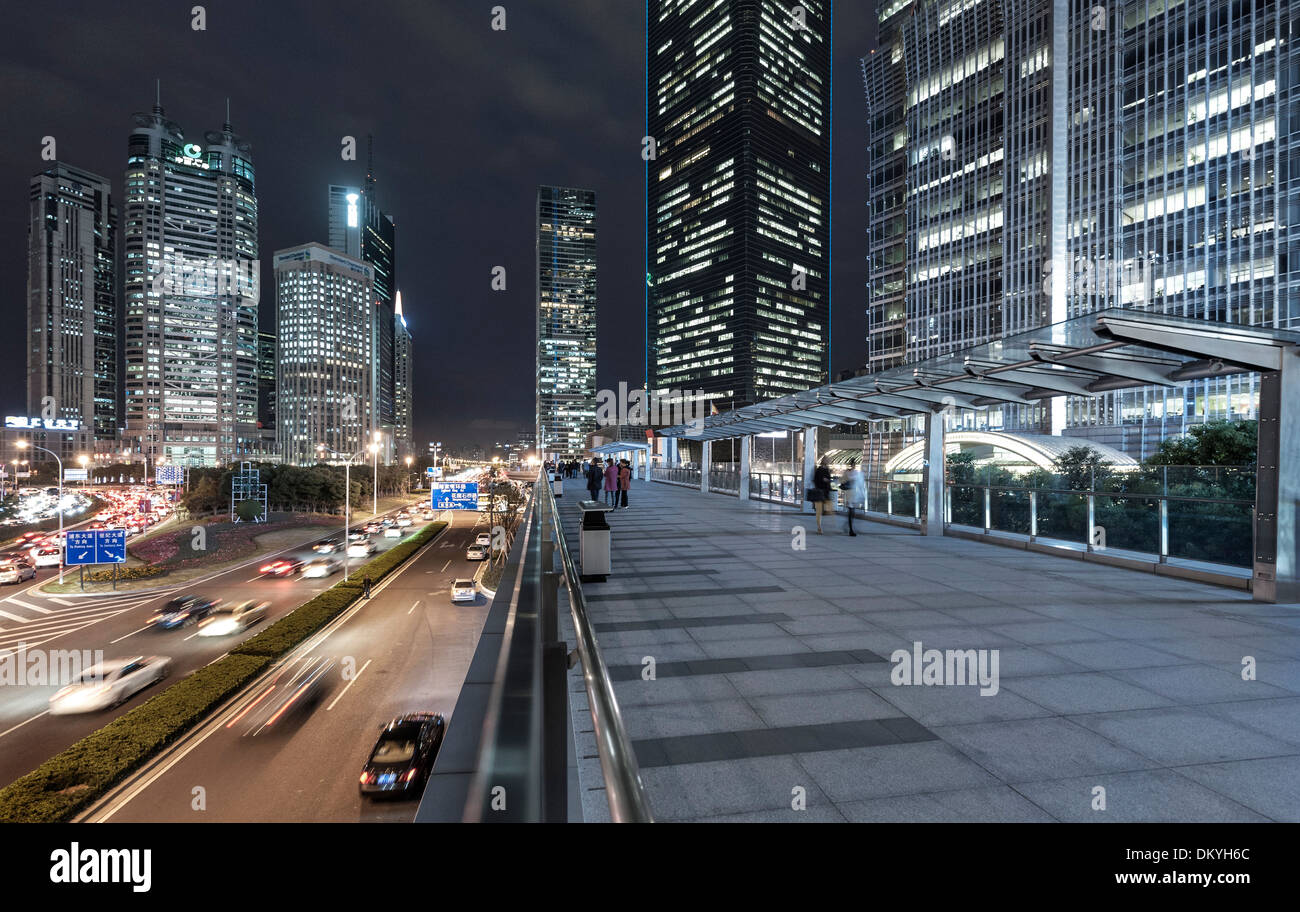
[738, 435, 751, 501]
[924, 410, 945, 537]
[700, 440, 711, 494]
[1254, 347, 1300, 602]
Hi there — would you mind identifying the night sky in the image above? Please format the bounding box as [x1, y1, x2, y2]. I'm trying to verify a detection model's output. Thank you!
[0, 0, 877, 451]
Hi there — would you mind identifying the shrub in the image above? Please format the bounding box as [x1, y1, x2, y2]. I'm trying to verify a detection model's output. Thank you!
[83, 566, 168, 582]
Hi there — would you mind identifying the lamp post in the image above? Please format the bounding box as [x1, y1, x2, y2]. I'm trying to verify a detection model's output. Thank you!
[78, 455, 90, 493]
[370, 436, 380, 516]
[18, 440, 64, 584]
[404, 455, 413, 495]
[318, 444, 367, 579]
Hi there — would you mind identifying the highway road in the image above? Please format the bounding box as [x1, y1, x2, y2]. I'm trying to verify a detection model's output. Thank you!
[0, 499, 443, 789]
[88, 509, 492, 822]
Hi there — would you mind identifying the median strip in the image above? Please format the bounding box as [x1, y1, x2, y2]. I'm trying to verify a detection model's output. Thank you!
[0, 520, 447, 823]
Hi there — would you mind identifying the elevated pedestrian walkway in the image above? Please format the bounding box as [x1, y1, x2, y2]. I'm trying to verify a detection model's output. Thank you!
[554, 481, 1300, 821]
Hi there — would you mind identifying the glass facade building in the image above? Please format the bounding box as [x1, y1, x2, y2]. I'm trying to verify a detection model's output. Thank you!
[26, 163, 118, 440]
[273, 243, 375, 465]
[122, 100, 259, 466]
[536, 185, 598, 460]
[648, 0, 832, 410]
[393, 291, 413, 458]
[861, 0, 1300, 458]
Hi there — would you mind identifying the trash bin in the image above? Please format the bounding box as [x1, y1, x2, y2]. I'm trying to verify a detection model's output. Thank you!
[551, 472, 563, 498]
[579, 500, 613, 581]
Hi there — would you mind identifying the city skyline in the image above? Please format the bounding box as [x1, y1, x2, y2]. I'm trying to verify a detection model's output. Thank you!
[0, 0, 877, 451]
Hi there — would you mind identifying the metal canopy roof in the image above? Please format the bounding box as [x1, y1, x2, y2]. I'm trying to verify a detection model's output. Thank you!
[657, 308, 1300, 441]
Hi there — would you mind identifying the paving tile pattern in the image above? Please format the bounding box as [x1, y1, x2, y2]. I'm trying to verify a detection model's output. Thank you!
[559, 482, 1300, 822]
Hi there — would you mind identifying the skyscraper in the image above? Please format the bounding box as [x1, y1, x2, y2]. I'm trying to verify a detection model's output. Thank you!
[273, 243, 375, 465]
[26, 163, 117, 439]
[862, 0, 1300, 457]
[328, 143, 397, 460]
[536, 186, 598, 460]
[257, 330, 276, 453]
[647, 0, 832, 410]
[122, 95, 259, 466]
[393, 291, 413, 458]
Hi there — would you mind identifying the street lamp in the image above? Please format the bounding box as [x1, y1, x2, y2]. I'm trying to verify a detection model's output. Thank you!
[369, 436, 380, 516]
[404, 455, 413, 495]
[17, 440, 65, 584]
[78, 455, 90, 492]
[317, 443, 368, 579]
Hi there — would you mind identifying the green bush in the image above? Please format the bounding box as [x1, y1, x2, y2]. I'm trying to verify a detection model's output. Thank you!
[0, 653, 270, 823]
[84, 565, 168, 582]
[340, 522, 446, 588]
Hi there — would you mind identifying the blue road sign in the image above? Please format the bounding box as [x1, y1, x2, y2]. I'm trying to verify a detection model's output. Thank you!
[64, 529, 127, 566]
[430, 481, 478, 510]
[155, 464, 184, 484]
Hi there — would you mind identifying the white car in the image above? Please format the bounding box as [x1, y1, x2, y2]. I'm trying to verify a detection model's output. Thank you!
[198, 600, 270, 637]
[347, 538, 377, 558]
[302, 557, 343, 578]
[0, 560, 35, 584]
[465, 544, 488, 561]
[30, 547, 62, 568]
[474, 532, 492, 547]
[48, 656, 171, 715]
[421, 511, 435, 521]
[396, 517, 413, 527]
[383, 526, 402, 538]
[451, 579, 476, 602]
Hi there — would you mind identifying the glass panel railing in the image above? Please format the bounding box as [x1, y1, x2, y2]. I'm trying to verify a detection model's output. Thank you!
[1093, 494, 1160, 554]
[1168, 497, 1253, 568]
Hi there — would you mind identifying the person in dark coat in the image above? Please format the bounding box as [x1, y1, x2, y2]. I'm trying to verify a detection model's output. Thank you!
[812, 456, 833, 534]
[585, 457, 603, 502]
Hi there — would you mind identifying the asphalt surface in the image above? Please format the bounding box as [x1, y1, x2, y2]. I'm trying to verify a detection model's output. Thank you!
[0, 499, 439, 789]
[90, 509, 492, 822]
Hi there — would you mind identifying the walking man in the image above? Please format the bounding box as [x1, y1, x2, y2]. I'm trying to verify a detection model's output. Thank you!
[811, 456, 833, 534]
[840, 463, 865, 536]
[586, 457, 603, 502]
[363, 574, 373, 598]
[618, 459, 631, 509]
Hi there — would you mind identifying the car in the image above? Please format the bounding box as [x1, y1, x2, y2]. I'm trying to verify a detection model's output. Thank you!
[313, 538, 342, 554]
[396, 517, 413, 527]
[465, 544, 487, 561]
[347, 529, 367, 542]
[421, 511, 435, 521]
[258, 557, 304, 577]
[198, 600, 270, 636]
[380, 518, 395, 528]
[383, 526, 402, 538]
[363, 523, 380, 534]
[347, 538, 377, 558]
[0, 559, 35, 584]
[235, 656, 336, 736]
[451, 579, 476, 602]
[29, 547, 62, 568]
[474, 532, 492, 547]
[359, 713, 446, 799]
[150, 595, 220, 629]
[302, 557, 343, 578]
[48, 656, 171, 714]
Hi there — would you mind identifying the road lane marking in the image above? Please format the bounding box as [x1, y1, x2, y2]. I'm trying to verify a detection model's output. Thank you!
[8, 599, 52, 614]
[110, 624, 154, 644]
[0, 609, 29, 623]
[408, 601, 420, 615]
[325, 658, 371, 711]
[0, 710, 50, 741]
[440, 560, 451, 572]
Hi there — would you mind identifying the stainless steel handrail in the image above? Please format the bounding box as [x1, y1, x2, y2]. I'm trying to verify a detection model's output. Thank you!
[535, 470, 654, 823]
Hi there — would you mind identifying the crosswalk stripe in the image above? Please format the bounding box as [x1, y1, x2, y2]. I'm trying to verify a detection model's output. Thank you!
[0, 610, 28, 623]
[6, 598, 51, 614]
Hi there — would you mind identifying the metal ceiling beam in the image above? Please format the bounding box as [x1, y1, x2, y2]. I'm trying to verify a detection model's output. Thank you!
[1029, 344, 1177, 387]
[1093, 314, 1285, 372]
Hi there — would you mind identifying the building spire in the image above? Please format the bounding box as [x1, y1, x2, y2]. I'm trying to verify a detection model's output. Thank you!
[224, 97, 232, 132]
[153, 78, 163, 115]
[395, 290, 403, 318]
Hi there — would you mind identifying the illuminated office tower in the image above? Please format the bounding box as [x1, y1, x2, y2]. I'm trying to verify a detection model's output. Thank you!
[647, 0, 832, 409]
[393, 291, 413, 458]
[26, 163, 118, 439]
[536, 185, 597, 460]
[861, 0, 1299, 455]
[273, 243, 375, 465]
[122, 95, 259, 466]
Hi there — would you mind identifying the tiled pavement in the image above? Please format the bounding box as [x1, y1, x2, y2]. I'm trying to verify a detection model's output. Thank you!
[556, 479, 1300, 822]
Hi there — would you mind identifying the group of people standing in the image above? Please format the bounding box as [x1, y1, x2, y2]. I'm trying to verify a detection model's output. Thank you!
[583, 456, 632, 509]
[552, 459, 585, 479]
[808, 456, 866, 536]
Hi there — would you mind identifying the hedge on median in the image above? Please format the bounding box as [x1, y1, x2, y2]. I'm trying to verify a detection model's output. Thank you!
[0, 652, 271, 823]
[84, 565, 168, 582]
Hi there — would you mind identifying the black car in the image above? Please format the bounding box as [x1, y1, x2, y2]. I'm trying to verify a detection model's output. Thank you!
[359, 713, 446, 799]
[149, 595, 220, 630]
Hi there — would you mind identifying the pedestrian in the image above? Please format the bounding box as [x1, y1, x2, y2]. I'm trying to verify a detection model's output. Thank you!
[810, 456, 833, 534]
[618, 458, 631, 508]
[585, 457, 603, 502]
[363, 574, 372, 598]
[839, 463, 865, 536]
[604, 458, 619, 507]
